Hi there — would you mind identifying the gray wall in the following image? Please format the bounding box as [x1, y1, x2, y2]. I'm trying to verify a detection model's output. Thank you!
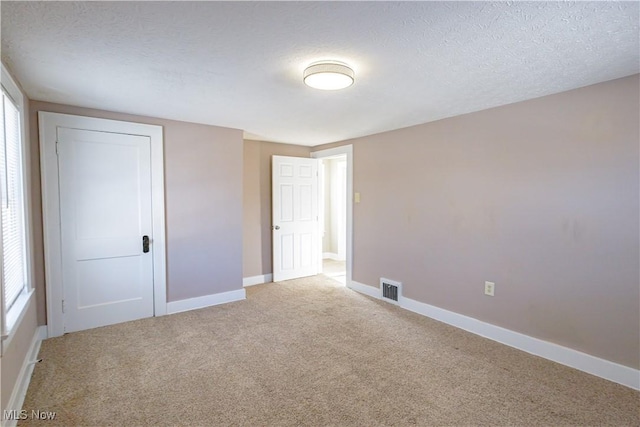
[243, 140, 311, 278]
[29, 101, 244, 321]
[13, 75, 639, 394]
[315, 75, 640, 369]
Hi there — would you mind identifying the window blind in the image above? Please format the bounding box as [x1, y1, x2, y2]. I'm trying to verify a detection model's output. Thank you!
[1, 90, 27, 311]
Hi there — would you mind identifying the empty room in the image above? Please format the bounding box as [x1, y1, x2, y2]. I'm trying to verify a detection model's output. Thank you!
[1, 2, 639, 426]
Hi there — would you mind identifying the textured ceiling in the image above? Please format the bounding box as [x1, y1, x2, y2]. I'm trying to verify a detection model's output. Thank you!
[2, 1, 639, 146]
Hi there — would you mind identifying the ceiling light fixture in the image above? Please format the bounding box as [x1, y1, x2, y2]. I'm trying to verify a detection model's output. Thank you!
[303, 61, 354, 90]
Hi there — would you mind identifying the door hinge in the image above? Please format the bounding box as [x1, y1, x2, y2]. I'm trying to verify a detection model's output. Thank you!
[55, 141, 59, 155]
[62, 299, 65, 313]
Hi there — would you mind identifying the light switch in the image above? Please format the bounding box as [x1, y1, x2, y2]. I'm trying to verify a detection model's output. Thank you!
[354, 192, 361, 203]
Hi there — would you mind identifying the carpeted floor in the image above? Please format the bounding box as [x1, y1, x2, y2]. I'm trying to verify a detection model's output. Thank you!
[19, 276, 640, 426]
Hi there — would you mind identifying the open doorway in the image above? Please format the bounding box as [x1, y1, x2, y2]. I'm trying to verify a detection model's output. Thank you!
[312, 145, 353, 287]
[320, 156, 347, 284]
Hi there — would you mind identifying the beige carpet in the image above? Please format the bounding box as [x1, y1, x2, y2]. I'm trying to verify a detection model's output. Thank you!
[19, 276, 639, 426]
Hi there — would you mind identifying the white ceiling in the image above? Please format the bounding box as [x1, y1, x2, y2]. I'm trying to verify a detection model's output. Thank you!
[2, 1, 638, 146]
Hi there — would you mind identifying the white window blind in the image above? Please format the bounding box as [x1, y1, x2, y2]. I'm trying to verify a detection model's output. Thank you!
[1, 89, 27, 311]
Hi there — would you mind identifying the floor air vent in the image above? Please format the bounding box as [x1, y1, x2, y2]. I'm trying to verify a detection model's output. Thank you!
[380, 278, 402, 305]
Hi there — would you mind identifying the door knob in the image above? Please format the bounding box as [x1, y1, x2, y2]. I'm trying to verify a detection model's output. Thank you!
[273, 225, 280, 230]
[142, 235, 150, 253]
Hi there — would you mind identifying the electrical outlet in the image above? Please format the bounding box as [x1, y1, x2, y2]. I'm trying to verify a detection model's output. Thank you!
[484, 281, 495, 297]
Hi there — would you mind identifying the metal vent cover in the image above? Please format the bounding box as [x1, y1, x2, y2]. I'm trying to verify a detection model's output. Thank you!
[380, 278, 402, 305]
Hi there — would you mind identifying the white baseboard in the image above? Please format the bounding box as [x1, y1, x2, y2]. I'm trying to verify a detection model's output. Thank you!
[348, 280, 380, 298]
[243, 274, 273, 287]
[4, 325, 47, 427]
[348, 280, 639, 390]
[166, 289, 246, 315]
[323, 252, 342, 261]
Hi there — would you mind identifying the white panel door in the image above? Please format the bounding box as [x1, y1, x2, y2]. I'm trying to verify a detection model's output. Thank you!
[272, 156, 319, 282]
[57, 127, 154, 333]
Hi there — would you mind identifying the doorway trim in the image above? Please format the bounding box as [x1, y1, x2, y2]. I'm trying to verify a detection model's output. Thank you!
[311, 145, 353, 286]
[39, 112, 167, 338]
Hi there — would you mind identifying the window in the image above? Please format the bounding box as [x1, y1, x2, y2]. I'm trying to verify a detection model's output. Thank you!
[1, 64, 32, 345]
[1, 90, 26, 309]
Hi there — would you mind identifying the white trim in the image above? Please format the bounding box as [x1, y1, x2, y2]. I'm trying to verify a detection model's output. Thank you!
[348, 280, 380, 299]
[243, 274, 273, 287]
[311, 145, 353, 287]
[401, 297, 640, 390]
[1, 64, 24, 110]
[38, 112, 167, 338]
[347, 280, 639, 390]
[1, 289, 34, 351]
[0, 63, 35, 352]
[38, 324, 48, 340]
[3, 325, 47, 427]
[166, 289, 246, 315]
[322, 252, 342, 261]
[149, 125, 167, 316]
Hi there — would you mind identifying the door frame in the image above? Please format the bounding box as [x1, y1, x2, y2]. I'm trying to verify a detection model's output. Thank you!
[311, 145, 353, 286]
[39, 112, 167, 337]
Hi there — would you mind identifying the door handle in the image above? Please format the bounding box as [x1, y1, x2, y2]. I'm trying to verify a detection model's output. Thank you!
[273, 225, 280, 230]
[142, 235, 150, 253]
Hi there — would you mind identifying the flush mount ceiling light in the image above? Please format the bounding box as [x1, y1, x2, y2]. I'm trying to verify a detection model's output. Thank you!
[303, 61, 355, 90]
